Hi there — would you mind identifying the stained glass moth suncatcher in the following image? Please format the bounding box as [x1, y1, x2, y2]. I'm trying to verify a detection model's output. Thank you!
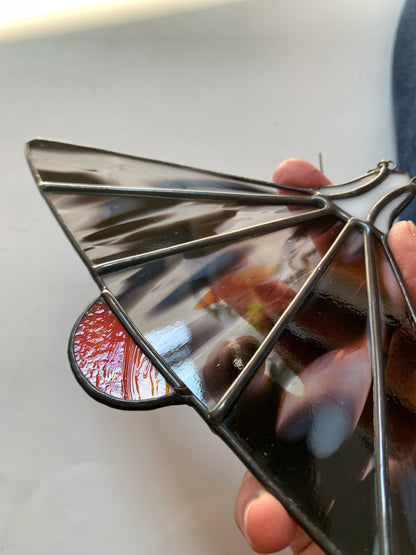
[27, 139, 416, 555]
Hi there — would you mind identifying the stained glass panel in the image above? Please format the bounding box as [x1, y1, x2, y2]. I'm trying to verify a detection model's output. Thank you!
[27, 140, 416, 554]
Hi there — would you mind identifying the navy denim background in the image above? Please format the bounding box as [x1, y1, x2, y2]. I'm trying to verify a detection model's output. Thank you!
[394, 0, 416, 220]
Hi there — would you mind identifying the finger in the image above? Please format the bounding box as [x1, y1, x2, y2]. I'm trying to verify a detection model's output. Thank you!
[272, 158, 340, 259]
[388, 220, 416, 306]
[385, 220, 416, 418]
[272, 158, 332, 189]
[234, 472, 297, 554]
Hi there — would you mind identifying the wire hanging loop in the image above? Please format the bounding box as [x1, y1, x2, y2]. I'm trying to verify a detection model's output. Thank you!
[373, 160, 397, 172]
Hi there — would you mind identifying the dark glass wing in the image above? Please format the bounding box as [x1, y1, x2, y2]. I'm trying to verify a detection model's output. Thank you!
[28, 139, 416, 555]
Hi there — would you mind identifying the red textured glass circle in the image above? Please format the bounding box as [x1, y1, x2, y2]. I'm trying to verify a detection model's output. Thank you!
[73, 299, 170, 400]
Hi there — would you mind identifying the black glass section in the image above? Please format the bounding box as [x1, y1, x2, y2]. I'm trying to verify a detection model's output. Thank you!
[223, 228, 378, 553]
[375, 238, 416, 553]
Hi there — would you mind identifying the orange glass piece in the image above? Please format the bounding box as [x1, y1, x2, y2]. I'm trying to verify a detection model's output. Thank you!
[73, 298, 170, 400]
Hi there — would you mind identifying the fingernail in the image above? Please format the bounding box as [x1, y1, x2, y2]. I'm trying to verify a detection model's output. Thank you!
[242, 488, 267, 542]
[406, 220, 416, 237]
[242, 497, 256, 545]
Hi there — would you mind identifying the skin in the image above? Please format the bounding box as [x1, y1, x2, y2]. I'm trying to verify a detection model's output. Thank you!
[234, 158, 416, 554]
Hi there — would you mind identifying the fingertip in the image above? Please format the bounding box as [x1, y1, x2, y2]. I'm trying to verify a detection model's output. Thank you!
[272, 158, 331, 188]
[388, 220, 416, 306]
[243, 491, 297, 553]
[389, 219, 416, 242]
[235, 474, 295, 552]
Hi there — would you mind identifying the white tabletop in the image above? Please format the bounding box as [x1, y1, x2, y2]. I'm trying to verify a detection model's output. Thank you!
[0, 1, 405, 553]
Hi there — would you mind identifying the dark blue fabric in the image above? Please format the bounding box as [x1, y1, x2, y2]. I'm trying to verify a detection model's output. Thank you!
[394, 0, 416, 220]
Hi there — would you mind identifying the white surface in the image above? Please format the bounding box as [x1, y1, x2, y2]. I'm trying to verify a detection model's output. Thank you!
[0, 1, 405, 554]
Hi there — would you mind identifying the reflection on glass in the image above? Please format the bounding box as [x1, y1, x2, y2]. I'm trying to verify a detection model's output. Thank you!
[104, 217, 342, 406]
[224, 228, 378, 553]
[73, 298, 171, 400]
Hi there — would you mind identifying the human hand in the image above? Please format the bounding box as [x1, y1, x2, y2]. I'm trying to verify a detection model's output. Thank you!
[234, 158, 416, 554]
